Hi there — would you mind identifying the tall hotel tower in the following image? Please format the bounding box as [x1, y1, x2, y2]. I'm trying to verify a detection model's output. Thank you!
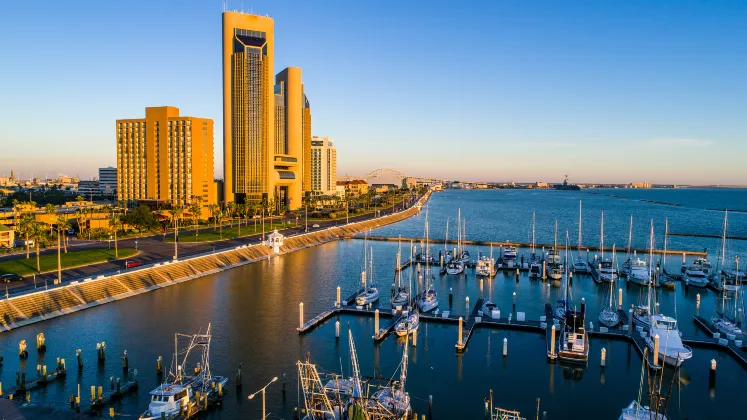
[223, 12, 309, 209]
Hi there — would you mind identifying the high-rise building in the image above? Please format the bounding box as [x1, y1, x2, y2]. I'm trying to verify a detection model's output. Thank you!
[222, 12, 309, 210]
[116, 106, 216, 210]
[310, 136, 337, 195]
[98, 167, 117, 196]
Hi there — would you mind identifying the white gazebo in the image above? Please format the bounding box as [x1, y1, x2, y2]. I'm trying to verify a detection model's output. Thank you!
[265, 230, 285, 253]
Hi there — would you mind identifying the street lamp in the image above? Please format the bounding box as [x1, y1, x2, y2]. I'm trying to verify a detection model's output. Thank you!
[247, 376, 278, 420]
[135, 240, 138, 250]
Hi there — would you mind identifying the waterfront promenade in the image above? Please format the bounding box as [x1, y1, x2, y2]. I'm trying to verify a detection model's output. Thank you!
[0, 192, 430, 332]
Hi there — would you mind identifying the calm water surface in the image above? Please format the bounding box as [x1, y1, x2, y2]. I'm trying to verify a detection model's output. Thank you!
[0, 189, 745, 419]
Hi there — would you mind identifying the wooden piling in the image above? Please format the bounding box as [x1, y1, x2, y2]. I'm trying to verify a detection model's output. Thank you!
[653, 334, 660, 366]
[299, 302, 304, 329]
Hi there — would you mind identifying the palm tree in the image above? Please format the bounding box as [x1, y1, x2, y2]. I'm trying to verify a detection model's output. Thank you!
[44, 203, 57, 232]
[57, 215, 71, 253]
[190, 196, 202, 241]
[171, 205, 184, 258]
[18, 213, 35, 259]
[208, 204, 219, 230]
[30, 221, 45, 272]
[215, 210, 224, 239]
[108, 214, 122, 258]
[236, 203, 245, 237]
[226, 201, 236, 228]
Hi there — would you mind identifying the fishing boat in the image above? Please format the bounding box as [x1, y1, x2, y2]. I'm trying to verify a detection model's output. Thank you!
[619, 400, 667, 420]
[484, 390, 531, 420]
[599, 251, 621, 327]
[644, 314, 692, 367]
[619, 347, 675, 420]
[573, 201, 589, 273]
[681, 265, 708, 288]
[558, 307, 589, 364]
[395, 311, 420, 337]
[655, 219, 676, 289]
[547, 221, 563, 280]
[371, 330, 412, 418]
[481, 300, 500, 319]
[139, 324, 228, 420]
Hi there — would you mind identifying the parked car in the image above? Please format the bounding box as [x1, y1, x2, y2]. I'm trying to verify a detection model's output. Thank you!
[312, 224, 320, 228]
[125, 260, 142, 269]
[0, 273, 23, 283]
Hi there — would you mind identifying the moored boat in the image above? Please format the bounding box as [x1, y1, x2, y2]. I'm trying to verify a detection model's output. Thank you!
[681, 265, 708, 288]
[644, 314, 692, 367]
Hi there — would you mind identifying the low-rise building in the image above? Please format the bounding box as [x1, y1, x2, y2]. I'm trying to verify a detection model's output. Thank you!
[336, 180, 369, 196]
[0, 224, 14, 249]
[99, 167, 117, 196]
[77, 180, 100, 198]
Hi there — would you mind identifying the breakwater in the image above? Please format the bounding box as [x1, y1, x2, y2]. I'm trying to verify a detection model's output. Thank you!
[0, 193, 430, 332]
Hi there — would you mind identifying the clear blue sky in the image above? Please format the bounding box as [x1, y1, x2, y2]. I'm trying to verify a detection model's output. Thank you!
[1, 0, 745, 185]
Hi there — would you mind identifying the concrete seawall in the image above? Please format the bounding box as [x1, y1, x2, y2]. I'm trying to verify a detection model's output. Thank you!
[0, 193, 430, 332]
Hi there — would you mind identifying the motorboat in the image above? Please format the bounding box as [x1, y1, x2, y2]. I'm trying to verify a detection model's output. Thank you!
[502, 245, 517, 267]
[626, 258, 650, 286]
[573, 256, 589, 273]
[711, 315, 743, 337]
[548, 263, 563, 280]
[141, 382, 194, 420]
[682, 265, 708, 288]
[633, 305, 651, 330]
[395, 311, 420, 337]
[546, 249, 561, 264]
[476, 255, 495, 277]
[529, 261, 542, 279]
[644, 314, 692, 367]
[481, 300, 500, 319]
[558, 309, 589, 364]
[597, 258, 618, 283]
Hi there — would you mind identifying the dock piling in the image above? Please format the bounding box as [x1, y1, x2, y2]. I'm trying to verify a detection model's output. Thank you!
[236, 363, 243, 388]
[375, 310, 380, 335]
[601, 348, 606, 367]
[569, 272, 573, 286]
[413, 329, 417, 347]
[458, 317, 464, 347]
[157, 356, 163, 375]
[465, 297, 470, 316]
[516, 269, 520, 282]
[336, 286, 341, 307]
[503, 338, 508, 357]
[550, 325, 556, 358]
[97, 342, 106, 362]
[36, 333, 46, 353]
[335, 320, 340, 338]
[428, 395, 433, 420]
[542, 261, 547, 280]
[77, 349, 83, 370]
[19, 340, 28, 359]
[449, 288, 453, 304]
[710, 359, 717, 388]
[697, 293, 701, 306]
[299, 303, 304, 329]
[653, 334, 660, 366]
[121, 350, 128, 371]
[618, 288, 623, 309]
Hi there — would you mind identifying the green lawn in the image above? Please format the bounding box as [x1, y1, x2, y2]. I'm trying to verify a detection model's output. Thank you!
[0, 248, 138, 277]
[166, 222, 290, 243]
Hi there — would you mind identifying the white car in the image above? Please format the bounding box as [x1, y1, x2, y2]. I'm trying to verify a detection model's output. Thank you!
[312, 224, 320, 228]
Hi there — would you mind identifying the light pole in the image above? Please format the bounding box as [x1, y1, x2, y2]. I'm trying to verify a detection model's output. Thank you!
[247, 376, 278, 420]
[135, 240, 138, 250]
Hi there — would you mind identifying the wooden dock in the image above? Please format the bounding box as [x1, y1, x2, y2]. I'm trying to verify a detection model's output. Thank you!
[86, 379, 139, 415]
[2, 364, 67, 398]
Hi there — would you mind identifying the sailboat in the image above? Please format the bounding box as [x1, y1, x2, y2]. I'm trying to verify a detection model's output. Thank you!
[622, 216, 650, 286]
[394, 310, 420, 337]
[140, 324, 228, 420]
[391, 236, 410, 307]
[553, 235, 571, 320]
[594, 211, 618, 284]
[655, 218, 677, 289]
[547, 220, 563, 280]
[573, 201, 589, 273]
[599, 246, 621, 327]
[446, 210, 465, 275]
[443, 218, 453, 264]
[557, 232, 589, 364]
[416, 207, 434, 264]
[529, 212, 542, 279]
[356, 245, 380, 306]
[711, 255, 744, 337]
[633, 221, 656, 330]
[460, 216, 471, 263]
[418, 254, 439, 313]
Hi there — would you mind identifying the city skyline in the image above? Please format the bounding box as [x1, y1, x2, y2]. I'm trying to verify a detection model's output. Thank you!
[1, 1, 746, 184]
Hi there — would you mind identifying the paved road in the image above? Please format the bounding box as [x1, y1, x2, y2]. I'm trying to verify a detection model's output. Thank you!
[2, 196, 421, 297]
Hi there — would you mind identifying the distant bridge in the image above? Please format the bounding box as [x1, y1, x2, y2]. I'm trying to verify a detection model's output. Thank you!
[341, 168, 442, 185]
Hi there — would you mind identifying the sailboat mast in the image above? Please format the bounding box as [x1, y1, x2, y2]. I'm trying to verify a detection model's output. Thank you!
[554, 220, 558, 253]
[397, 236, 402, 289]
[532, 212, 536, 254]
[627, 215, 633, 258]
[444, 218, 449, 255]
[647, 220, 654, 314]
[578, 201, 582, 252]
[719, 211, 728, 276]
[663, 218, 669, 266]
[600, 211, 604, 259]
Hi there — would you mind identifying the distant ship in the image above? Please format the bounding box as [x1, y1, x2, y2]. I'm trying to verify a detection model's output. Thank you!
[555, 174, 581, 191]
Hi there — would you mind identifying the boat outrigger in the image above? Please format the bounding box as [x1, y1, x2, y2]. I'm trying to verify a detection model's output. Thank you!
[139, 324, 228, 420]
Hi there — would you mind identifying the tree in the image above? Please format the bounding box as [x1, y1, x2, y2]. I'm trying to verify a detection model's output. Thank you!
[30, 221, 45, 272]
[190, 196, 202, 241]
[108, 214, 122, 258]
[226, 201, 236, 228]
[57, 215, 71, 253]
[236, 203, 245, 236]
[215, 210, 224, 239]
[44, 204, 57, 232]
[123, 205, 159, 233]
[170, 205, 184, 258]
[208, 204, 219, 230]
[18, 213, 35, 259]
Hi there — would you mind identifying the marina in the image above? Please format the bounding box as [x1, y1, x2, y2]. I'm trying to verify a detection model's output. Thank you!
[1, 189, 746, 419]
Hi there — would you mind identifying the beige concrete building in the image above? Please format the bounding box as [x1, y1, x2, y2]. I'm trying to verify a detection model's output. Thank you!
[222, 12, 310, 210]
[116, 106, 216, 210]
[310, 136, 337, 195]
